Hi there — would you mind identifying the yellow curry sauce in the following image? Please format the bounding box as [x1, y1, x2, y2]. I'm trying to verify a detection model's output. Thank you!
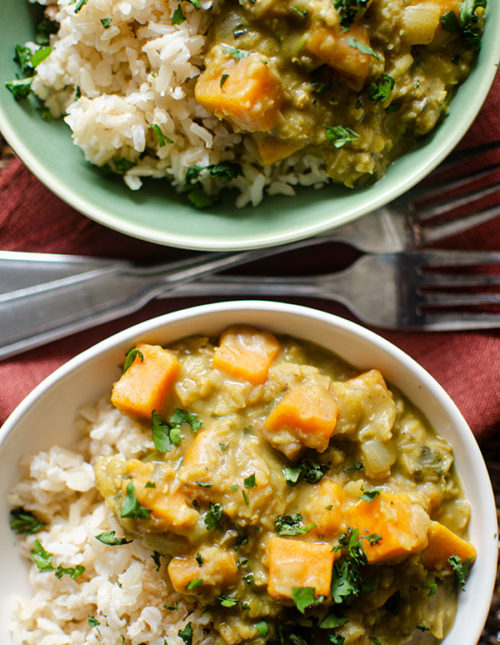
[95, 327, 476, 645]
[194, 0, 484, 186]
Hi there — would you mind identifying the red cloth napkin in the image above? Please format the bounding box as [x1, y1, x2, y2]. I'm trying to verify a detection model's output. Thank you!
[1, 72, 499, 440]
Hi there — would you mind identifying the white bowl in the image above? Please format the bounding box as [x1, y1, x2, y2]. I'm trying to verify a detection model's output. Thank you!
[0, 301, 496, 643]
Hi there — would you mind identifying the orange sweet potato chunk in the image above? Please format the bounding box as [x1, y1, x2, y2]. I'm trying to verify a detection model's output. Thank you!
[168, 548, 238, 594]
[305, 24, 371, 85]
[195, 52, 282, 133]
[111, 343, 180, 420]
[131, 477, 199, 531]
[349, 492, 430, 564]
[256, 137, 305, 165]
[421, 521, 476, 570]
[306, 480, 349, 537]
[213, 326, 281, 385]
[264, 380, 338, 456]
[267, 537, 335, 599]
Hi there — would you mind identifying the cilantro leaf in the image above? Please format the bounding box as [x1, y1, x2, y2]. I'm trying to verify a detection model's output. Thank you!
[426, 582, 437, 596]
[244, 473, 257, 489]
[5, 77, 33, 100]
[333, 0, 370, 31]
[347, 37, 380, 60]
[460, 0, 486, 49]
[30, 45, 52, 68]
[151, 123, 173, 146]
[88, 615, 100, 627]
[100, 17, 112, 28]
[219, 595, 239, 607]
[292, 587, 317, 614]
[274, 513, 316, 536]
[255, 621, 269, 637]
[120, 481, 152, 519]
[172, 4, 186, 24]
[440, 10, 460, 31]
[368, 74, 395, 103]
[152, 411, 173, 452]
[54, 564, 85, 579]
[204, 502, 224, 531]
[122, 347, 144, 373]
[35, 16, 58, 46]
[170, 408, 202, 432]
[343, 461, 364, 472]
[329, 636, 346, 645]
[222, 46, 250, 61]
[95, 530, 133, 546]
[10, 507, 46, 535]
[74, 0, 88, 12]
[325, 125, 359, 148]
[282, 459, 328, 486]
[112, 157, 137, 172]
[31, 539, 54, 572]
[360, 489, 381, 502]
[186, 578, 203, 590]
[448, 554, 473, 590]
[289, 6, 308, 17]
[178, 622, 193, 645]
[320, 613, 349, 628]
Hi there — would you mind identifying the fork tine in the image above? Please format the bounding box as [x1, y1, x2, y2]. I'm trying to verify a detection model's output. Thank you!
[434, 139, 500, 171]
[417, 312, 500, 331]
[419, 271, 500, 288]
[419, 204, 500, 244]
[420, 292, 500, 306]
[415, 181, 500, 220]
[415, 250, 500, 266]
[410, 163, 500, 206]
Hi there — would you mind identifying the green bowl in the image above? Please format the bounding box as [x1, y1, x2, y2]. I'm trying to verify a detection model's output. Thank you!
[0, 1, 499, 251]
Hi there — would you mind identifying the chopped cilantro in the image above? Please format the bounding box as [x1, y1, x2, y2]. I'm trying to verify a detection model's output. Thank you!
[74, 0, 88, 13]
[30, 45, 52, 68]
[151, 123, 173, 146]
[195, 481, 213, 487]
[186, 578, 203, 590]
[243, 573, 254, 584]
[347, 37, 380, 60]
[113, 157, 136, 172]
[152, 411, 174, 453]
[187, 186, 217, 209]
[88, 615, 100, 627]
[95, 531, 133, 546]
[164, 601, 179, 610]
[31, 539, 54, 572]
[325, 125, 359, 148]
[333, 0, 370, 31]
[230, 484, 239, 492]
[255, 621, 269, 637]
[219, 442, 229, 451]
[282, 459, 328, 486]
[204, 502, 223, 531]
[362, 533, 382, 546]
[219, 595, 239, 607]
[195, 552, 204, 566]
[14, 45, 34, 75]
[122, 347, 143, 372]
[460, 0, 486, 49]
[368, 74, 395, 103]
[178, 622, 193, 645]
[100, 17, 112, 28]
[360, 489, 381, 502]
[343, 461, 364, 472]
[312, 80, 332, 95]
[186, 0, 201, 9]
[172, 5, 186, 24]
[426, 582, 437, 596]
[319, 613, 349, 629]
[35, 16, 58, 46]
[120, 481, 152, 519]
[290, 6, 308, 17]
[55, 564, 85, 579]
[220, 73, 229, 88]
[274, 513, 316, 536]
[417, 625, 429, 631]
[234, 523, 248, 550]
[222, 46, 250, 60]
[242, 490, 249, 505]
[5, 77, 33, 100]
[153, 551, 164, 571]
[331, 529, 371, 603]
[185, 162, 243, 184]
[244, 473, 257, 489]
[145, 481, 156, 489]
[291, 586, 317, 614]
[10, 507, 46, 535]
[448, 555, 473, 590]
[170, 408, 202, 432]
[329, 637, 346, 645]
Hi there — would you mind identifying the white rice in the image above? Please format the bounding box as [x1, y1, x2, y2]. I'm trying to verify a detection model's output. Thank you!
[9, 398, 211, 645]
[28, 0, 329, 206]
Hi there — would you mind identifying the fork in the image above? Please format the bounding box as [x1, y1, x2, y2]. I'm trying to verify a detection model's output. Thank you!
[0, 141, 498, 357]
[168, 251, 500, 331]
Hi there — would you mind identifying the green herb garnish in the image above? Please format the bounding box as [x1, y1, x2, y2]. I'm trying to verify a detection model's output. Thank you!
[122, 347, 144, 372]
[95, 531, 133, 546]
[347, 37, 380, 60]
[186, 578, 203, 590]
[10, 507, 46, 535]
[343, 461, 364, 472]
[220, 73, 229, 88]
[100, 17, 112, 28]
[204, 502, 223, 531]
[178, 622, 193, 645]
[325, 125, 359, 148]
[151, 123, 173, 146]
[274, 513, 316, 536]
[360, 489, 381, 502]
[222, 46, 250, 60]
[333, 0, 370, 31]
[255, 621, 269, 637]
[448, 555, 473, 590]
[282, 459, 328, 486]
[120, 481, 152, 520]
[172, 5, 186, 24]
[291, 587, 318, 614]
[368, 74, 395, 103]
[244, 473, 257, 489]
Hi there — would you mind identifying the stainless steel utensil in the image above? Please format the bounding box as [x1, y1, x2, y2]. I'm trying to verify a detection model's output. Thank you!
[170, 251, 500, 331]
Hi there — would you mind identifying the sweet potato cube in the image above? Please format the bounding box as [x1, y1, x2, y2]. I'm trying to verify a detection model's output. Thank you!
[305, 24, 371, 85]
[213, 326, 281, 385]
[256, 137, 305, 165]
[111, 343, 180, 420]
[349, 492, 430, 564]
[132, 477, 199, 531]
[421, 521, 476, 570]
[306, 480, 349, 537]
[168, 547, 238, 593]
[264, 380, 338, 457]
[267, 537, 335, 599]
[195, 52, 282, 133]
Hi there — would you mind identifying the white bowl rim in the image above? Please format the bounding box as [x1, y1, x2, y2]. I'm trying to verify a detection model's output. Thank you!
[0, 300, 497, 644]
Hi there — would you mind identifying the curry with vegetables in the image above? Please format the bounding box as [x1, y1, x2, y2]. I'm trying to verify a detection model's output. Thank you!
[95, 327, 476, 644]
[195, 0, 485, 186]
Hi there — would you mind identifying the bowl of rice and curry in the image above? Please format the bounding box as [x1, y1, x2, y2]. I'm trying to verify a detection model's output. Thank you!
[0, 0, 498, 249]
[0, 301, 496, 645]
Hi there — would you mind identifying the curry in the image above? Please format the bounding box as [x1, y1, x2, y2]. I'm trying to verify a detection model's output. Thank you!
[194, 0, 485, 186]
[95, 327, 476, 644]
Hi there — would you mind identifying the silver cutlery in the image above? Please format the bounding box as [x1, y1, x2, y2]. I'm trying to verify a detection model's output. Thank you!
[169, 250, 500, 331]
